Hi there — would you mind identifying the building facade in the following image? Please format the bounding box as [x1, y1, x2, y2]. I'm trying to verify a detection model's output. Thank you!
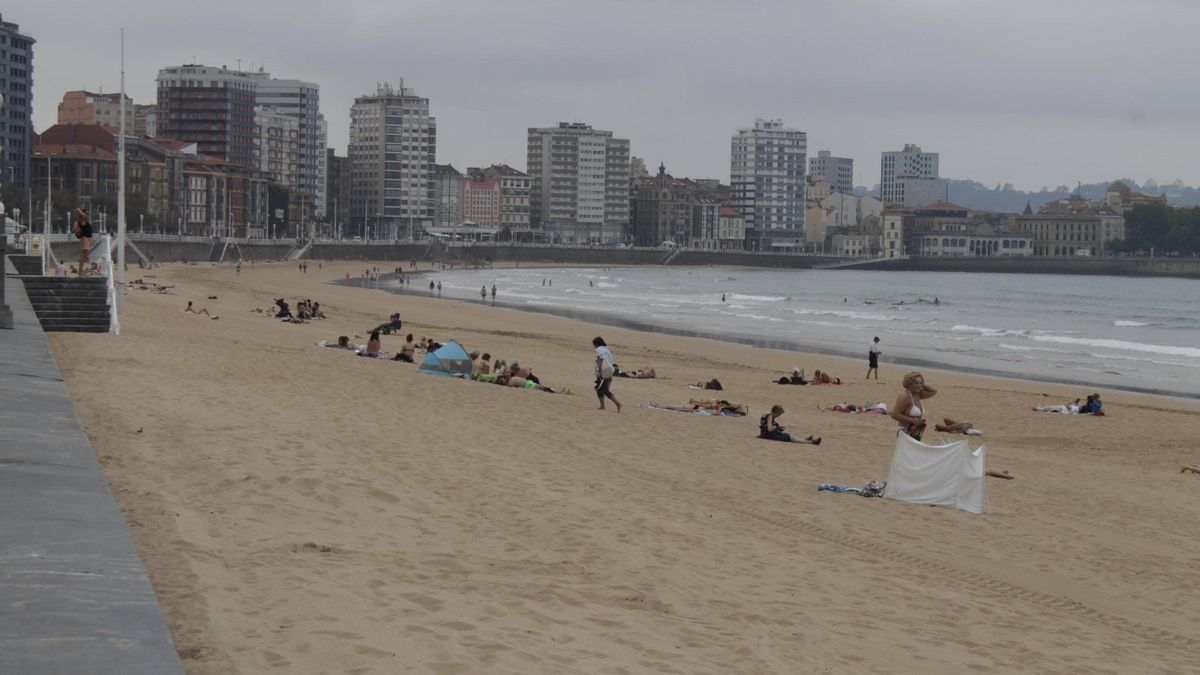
[880, 143, 938, 205]
[433, 164, 462, 230]
[633, 163, 697, 247]
[348, 81, 436, 238]
[246, 71, 326, 217]
[461, 171, 501, 228]
[156, 64, 257, 168]
[57, 90, 135, 127]
[253, 105, 298, 189]
[0, 13, 35, 189]
[527, 122, 630, 245]
[479, 164, 532, 239]
[730, 118, 807, 250]
[133, 104, 157, 137]
[324, 148, 351, 235]
[809, 150, 853, 194]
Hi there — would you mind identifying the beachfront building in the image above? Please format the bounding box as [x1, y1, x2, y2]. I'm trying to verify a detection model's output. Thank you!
[881, 208, 906, 257]
[809, 150, 854, 195]
[0, 13, 35, 189]
[324, 149, 351, 236]
[527, 122, 630, 245]
[253, 106, 298, 190]
[1015, 197, 1121, 257]
[56, 90, 135, 128]
[157, 64, 257, 169]
[730, 118, 807, 251]
[880, 144, 941, 206]
[245, 70, 326, 218]
[433, 164, 462, 230]
[633, 163, 699, 247]
[461, 170, 502, 229]
[911, 223, 1033, 256]
[478, 164, 533, 241]
[348, 81, 436, 239]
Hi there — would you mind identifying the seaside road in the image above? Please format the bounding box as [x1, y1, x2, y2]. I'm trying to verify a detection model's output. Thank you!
[0, 276, 184, 674]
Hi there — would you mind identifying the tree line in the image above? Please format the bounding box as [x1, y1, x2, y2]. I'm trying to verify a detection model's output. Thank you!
[1112, 203, 1200, 255]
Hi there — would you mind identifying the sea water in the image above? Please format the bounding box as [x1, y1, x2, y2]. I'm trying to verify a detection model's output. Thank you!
[374, 267, 1200, 398]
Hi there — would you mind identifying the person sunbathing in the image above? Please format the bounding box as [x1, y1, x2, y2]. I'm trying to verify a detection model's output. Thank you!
[618, 366, 657, 379]
[323, 335, 356, 350]
[363, 329, 382, 357]
[935, 418, 982, 435]
[986, 470, 1014, 480]
[758, 405, 821, 445]
[1180, 465, 1200, 476]
[819, 401, 888, 414]
[1032, 399, 1082, 414]
[183, 299, 210, 314]
[692, 378, 723, 390]
[776, 368, 807, 385]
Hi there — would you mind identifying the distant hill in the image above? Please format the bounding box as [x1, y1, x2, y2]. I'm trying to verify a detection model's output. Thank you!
[853, 179, 1200, 212]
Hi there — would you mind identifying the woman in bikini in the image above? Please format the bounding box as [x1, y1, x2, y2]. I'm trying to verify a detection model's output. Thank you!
[890, 371, 937, 441]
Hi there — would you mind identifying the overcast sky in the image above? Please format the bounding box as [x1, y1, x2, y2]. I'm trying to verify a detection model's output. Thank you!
[17, 0, 1200, 189]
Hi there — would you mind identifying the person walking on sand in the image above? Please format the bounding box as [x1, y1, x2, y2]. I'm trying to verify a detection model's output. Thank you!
[71, 207, 93, 275]
[593, 337, 622, 413]
[867, 336, 882, 379]
[481, 285, 487, 301]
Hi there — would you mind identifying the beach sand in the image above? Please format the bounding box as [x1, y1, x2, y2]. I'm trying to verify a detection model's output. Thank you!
[48, 260, 1200, 674]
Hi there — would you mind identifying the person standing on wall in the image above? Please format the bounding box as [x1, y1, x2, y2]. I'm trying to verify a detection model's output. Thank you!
[72, 207, 93, 275]
[867, 336, 882, 380]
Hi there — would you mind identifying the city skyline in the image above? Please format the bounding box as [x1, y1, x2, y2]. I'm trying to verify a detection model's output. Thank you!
[18, 0, 1200, 190]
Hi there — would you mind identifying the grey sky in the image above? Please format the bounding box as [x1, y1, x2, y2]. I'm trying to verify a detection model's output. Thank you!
[19, 0, 1200, 190]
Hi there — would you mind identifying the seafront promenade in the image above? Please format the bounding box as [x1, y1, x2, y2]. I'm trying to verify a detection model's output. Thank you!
[40, 234, 1200, 278]
[0, 266, 183, 674]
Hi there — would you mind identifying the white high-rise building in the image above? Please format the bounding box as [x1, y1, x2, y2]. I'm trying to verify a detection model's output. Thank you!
[247, 71, 326, 217]
[349, 81, 436, 238]
[253, 105, 299, 188]
[809, 150, 854, 195]
[880, 144, 939, 205]
[730, 118, 807, 250]
[527, 122, 630, 244]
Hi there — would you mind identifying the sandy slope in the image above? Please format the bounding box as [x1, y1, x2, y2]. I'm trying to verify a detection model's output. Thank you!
[49, 260, 1200, 674]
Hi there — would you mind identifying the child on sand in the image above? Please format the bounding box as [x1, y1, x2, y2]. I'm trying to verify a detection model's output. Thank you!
[758, 405, 821, 445]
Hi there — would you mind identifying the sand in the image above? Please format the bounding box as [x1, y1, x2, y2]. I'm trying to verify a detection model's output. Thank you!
[47, 260, 1200, 674]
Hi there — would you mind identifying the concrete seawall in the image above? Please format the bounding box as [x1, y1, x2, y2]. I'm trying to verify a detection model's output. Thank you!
[48, 238, 1200, 278]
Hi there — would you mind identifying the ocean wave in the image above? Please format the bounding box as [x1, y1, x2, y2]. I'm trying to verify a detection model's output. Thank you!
[1029, 334, 1200, 359]
[595, 281, 619, 289]
[728, 293, 788, 302]
[732, 313, 785, 322]
[1113, 320, 1152, 327]
[952, 324, 1028, 337]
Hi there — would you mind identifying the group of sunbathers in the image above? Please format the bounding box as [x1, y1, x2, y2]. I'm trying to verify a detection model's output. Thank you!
[775, 368, 842, 385]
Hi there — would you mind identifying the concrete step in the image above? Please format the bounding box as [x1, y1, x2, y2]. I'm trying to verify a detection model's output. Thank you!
[42, 319, 110, 331]
[8, 255, 43, 276]
[25, 289, 110, 300]
[21, 300, 108, 312]
[32, 310, 112, 320]
[21, 277, 109, 289]
[38, 316, 111, 329]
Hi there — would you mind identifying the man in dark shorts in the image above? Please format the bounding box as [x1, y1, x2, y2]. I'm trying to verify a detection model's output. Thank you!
[867, 336, 881, 379]
[72, 207, 94, 275]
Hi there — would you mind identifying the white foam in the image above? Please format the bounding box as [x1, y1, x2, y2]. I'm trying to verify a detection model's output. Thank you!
[1113, 320, 1151, 327]
[1029, 334, 1200, 359]
[728, 293, 787, 302]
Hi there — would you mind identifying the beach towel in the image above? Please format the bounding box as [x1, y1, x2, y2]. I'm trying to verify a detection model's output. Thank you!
[640, 403, 746, 417]
[818, 480, 886, 497]
[884, 434, 986, 514]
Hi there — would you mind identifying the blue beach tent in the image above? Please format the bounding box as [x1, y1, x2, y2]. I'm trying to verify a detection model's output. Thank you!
[417, 340, 474, 377]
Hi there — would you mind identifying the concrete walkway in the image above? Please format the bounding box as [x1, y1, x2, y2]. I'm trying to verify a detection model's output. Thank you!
[0, 271, 184, 673]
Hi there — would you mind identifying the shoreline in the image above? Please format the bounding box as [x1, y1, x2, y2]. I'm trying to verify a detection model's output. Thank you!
[341, 274, 1198, 401]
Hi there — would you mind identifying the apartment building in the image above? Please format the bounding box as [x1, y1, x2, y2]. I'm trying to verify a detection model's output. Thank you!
[0, 13, 35, 188]
[730, 118, 806, 250]
[527, 122, 630, 244]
